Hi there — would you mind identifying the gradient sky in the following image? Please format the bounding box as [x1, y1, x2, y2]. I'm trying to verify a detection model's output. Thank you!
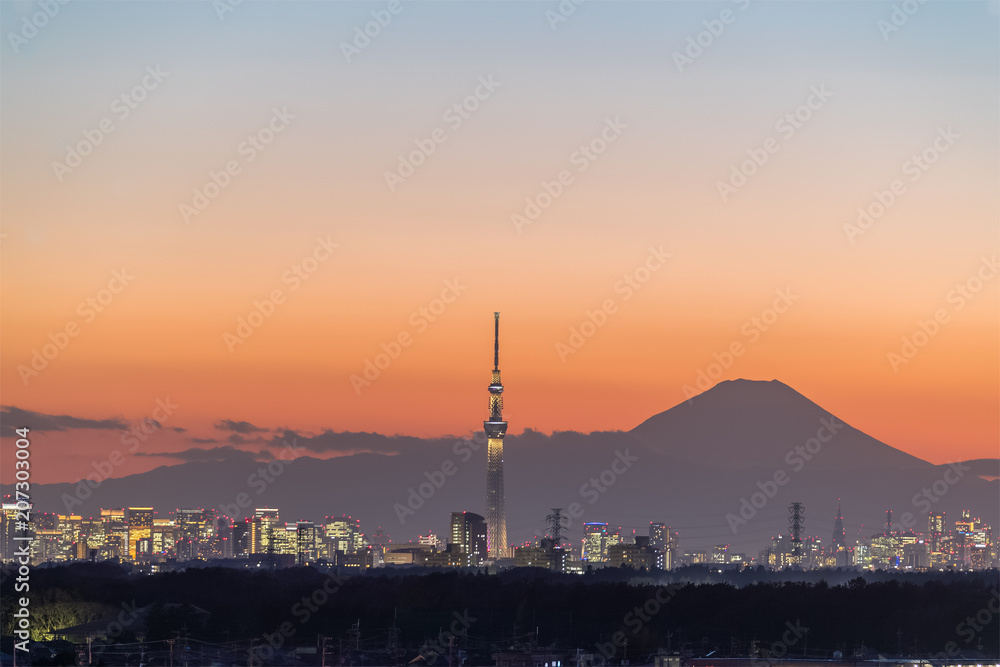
[1, 0, 997, 486]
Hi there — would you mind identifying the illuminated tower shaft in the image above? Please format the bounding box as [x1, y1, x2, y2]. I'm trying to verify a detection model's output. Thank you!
[484, 312, 508, 559]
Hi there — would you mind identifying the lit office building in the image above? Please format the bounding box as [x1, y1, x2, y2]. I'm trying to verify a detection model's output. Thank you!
[152, 517, 176, 556]
[251, 508, 280, 554]
[450, 511, 487, 566]
[57, 514, 83, 560]
[126, 507, 153, 561]
[649, 523, 669, 569]
[101, 508, 128, 560]
[325, 515, 362, 554]
[176, 509, 205, 560]
[296, 521, 318, 564]
[583, 522, 608, 563]
[608, 536, 657, 570]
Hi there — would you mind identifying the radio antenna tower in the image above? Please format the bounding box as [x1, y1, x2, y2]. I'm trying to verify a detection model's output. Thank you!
[789, 502, 804, 557]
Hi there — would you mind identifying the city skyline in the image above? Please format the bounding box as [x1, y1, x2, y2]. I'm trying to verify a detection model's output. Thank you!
[5, 491, 996, 573]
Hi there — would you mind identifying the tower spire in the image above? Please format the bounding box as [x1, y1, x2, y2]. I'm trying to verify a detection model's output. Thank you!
[494, 311, 499, 371]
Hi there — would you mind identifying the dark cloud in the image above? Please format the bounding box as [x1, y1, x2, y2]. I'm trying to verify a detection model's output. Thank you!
[264, 429, 466, 455]
[173, 427, 187, 433]
[0, 405, 128, 439]
[214, 419, 267, 434]
[135, 446, 267, 463]
[190, 438, 219, 444]
[228, 433, 266, 445]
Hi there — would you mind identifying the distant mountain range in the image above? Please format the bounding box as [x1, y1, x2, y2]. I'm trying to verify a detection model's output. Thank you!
[9, 379, 998, 556]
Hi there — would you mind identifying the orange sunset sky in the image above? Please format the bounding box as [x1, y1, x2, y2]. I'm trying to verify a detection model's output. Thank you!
[1, 1, 997, 484]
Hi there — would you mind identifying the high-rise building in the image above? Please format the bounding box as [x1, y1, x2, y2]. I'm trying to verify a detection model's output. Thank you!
[80, 516, 103, 560]
[275, 524, 298, 555]
[955, 510, 974, 569]
[667, 529, 679, 570]
[212, 519, 234, 559]
[296, 521, 317, 564]
[928, 511, 946, 566]
[484, 312, 509, 560]
[325, 515, 362, 554]
[176, 509, 205, 560]
[152, 517, 175, 556]
[233, 519, 251, 558]
[450, 511, 487, 566]
[101, 508, 127, 560]
[583, 522, 608, 563]
[56, 514, 82, 560]
[649, 523, 666, 549]
[251, 508, 280, 554]
[832, 502, 847, 566]
[606, 527, 622, 555]
[126, 507, 153, 561]
[649, 523, 668, 570]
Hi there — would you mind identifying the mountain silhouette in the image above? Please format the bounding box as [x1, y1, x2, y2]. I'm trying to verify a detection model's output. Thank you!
[10, 379, 997, 558]
[630, 379, 931, 470]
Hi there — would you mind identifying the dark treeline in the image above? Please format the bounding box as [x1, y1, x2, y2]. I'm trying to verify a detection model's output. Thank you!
[2, 563, 998, 662]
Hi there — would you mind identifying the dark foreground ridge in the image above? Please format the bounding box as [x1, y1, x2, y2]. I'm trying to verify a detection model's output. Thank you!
[1, 562, 997, 665]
